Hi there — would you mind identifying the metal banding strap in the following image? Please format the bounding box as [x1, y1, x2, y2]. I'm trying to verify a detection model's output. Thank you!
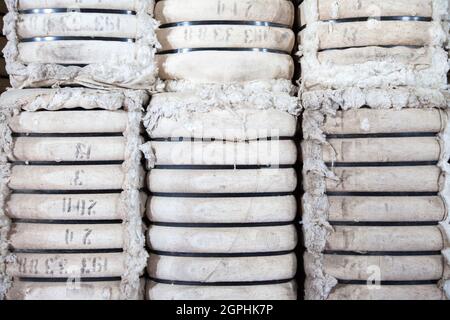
[149, 278, 294, 287]
[149, 250, 295, 258]
[151, 137, 294, 142]
[10, 248, 124, 254]
[319, 44, 424, 52]
[322, 16, 432, 24]
[12, 219, 123, 225]
[19, 8, 136, 15]
[337, 279, 439, 286]
[151, 221, 295, 228]
[326, 132, 437, 139]
[326, 192, 438, 197]
[159, 20, 291, 29]
[299, 15, 432, 31]
[153, 164, 296, 170]
[323, 251, 442, 256]
[157, 47, 291, 55]
[324, 161, 438, 167]
[21, 36, 135, 43]
[18, 277, 123, 283]
[12, 133, 124, 138]
[10, 161, 124, 166]
[329, 221, 440, 227]
[150, 192, 295, 198]
[11, 189, 124, 195]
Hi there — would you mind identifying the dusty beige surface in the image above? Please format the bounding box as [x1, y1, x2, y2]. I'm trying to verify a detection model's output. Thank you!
[147, 280, 297, 300]
[148, 168, 297, 193]
[148, 225, 297, 254]
[148, 253, 296, 282]
[148, 195, 296, 224]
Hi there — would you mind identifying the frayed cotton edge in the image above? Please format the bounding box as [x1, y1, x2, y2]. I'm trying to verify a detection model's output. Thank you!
[143, 80, 301, 134]
[0, 164, 11, 300]
[437, 108, 450, 300]
[120, 91, 149, 300]
[139, 142, 156, 170]
[1, 107, 17, 300]
[0, 88, 128, 111]
[3, 0, 162, 91]
[301, 87, 449, 111]
[0, 85, 13, 299]
[301, 110, 339, 300]
[304, 252, 337, 300]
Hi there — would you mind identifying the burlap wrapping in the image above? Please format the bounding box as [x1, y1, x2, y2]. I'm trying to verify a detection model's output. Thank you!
[0, 88, 149, 300]
[2, 0, 162, 90]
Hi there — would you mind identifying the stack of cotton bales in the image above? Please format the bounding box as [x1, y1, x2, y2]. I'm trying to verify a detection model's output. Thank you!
[144, 0, 300, 300]
[2, 0, 159, 89]
[0, 0, 159, 300]
[299, 0, 450, 300]
[0, 89, 148, 300]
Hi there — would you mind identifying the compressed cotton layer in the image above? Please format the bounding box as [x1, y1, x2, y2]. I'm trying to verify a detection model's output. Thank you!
[148, 168, 297, 194]
[148, 253, 296, 282]
[157, 51, 294, 83]
[148, 225, 297, 254]
[300, 21, 434, 50]
[157, 25, 295, 52]
[155, 0, 294, 26]
[326, 166, 441, 193]
[6, 280, 124, 300]
[144, 86, 299, 139]
[325, 226, 444, 252]
[16, 13, 139, 38]
[10, 137, 126, 162]
[18, 41, 139, 66]
[148, 195, 296, 224]
[327, 285, 446, 300]
[7, 252, 126, 278]
[300, 0, 434, 25]
[320, 254, 444, 281]
[9, 223, 124, 250]
[149, 107, 297, 140]
[9, 111, 128, 133]
[9, 165, 131, 191]
[307, 108, 445, 138]
[328, 196, 446, 222]
[323, 137, 440, 163]
[147, 280, 297, 300]
[16, 0, 151, 11]
[7, 192, 147, 221]
[150, 140, 297, 166]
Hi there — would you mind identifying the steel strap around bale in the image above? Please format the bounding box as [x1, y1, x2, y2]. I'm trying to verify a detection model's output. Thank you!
[20, 36, 135, 43]
[159, 20, 291, 29]
[157, 47, 291, 55]
[19, 8, 136, 15]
